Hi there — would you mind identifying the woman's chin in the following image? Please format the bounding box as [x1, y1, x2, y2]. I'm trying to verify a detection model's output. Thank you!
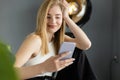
[47, 29, 57, 34]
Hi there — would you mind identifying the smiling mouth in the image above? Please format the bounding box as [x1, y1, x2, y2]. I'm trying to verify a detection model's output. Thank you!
[48, 25, 56, 28]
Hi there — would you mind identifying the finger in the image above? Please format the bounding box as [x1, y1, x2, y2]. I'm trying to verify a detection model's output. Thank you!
[58, 61, 74, 71]
[58, 58, 74, 66]
[63, 58, 75, 62]
[65, 62, 74, 66]
[57, 51, 70, 60]
[63, 0, 69, 5]
[59, 58, 75, 65]
[60, 0, 69, 6]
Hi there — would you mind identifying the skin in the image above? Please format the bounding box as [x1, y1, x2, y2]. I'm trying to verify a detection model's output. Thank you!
[14, 0, 91, 79]
[46, 5, 63, 41]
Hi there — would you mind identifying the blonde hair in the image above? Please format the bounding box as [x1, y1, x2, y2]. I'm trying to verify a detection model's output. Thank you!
[35, 0, 65, 55]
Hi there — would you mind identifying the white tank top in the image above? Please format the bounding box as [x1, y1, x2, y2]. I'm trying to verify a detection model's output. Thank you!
[24, 42, 55, 77]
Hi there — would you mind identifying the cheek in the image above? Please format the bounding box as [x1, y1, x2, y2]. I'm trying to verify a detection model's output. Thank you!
[57, 19, 63, 26]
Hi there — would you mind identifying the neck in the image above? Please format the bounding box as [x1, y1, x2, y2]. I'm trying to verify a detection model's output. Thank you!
[47, 33, 54, 42]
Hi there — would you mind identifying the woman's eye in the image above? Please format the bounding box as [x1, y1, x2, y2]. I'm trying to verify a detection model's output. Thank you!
[56, 17, 61, 19]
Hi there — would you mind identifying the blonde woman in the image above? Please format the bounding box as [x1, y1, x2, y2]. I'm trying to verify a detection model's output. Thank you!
[14, 0, 91, 80]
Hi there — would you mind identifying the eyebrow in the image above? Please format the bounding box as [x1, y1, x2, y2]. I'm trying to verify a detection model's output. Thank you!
[47, 14, 62, 16]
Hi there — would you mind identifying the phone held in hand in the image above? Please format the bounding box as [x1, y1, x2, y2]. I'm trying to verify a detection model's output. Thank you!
[58, 42, 76, 60]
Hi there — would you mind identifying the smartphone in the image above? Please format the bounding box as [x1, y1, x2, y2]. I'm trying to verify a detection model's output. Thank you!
[58, 42, 76, 59]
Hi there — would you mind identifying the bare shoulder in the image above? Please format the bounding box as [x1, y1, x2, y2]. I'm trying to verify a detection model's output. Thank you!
[26, 33, 42, 44]
[19, 33, 42, 50]
[14, 33, 42, 67]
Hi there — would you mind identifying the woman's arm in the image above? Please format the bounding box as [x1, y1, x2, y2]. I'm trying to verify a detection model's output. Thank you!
[14, 34, 41, 67]
[14, 34, 74, 79]
[16, 63, 45, 79]
[15, 52, 74, 79]
[62, 0, 91, 50]
[14, 34, 42, 79]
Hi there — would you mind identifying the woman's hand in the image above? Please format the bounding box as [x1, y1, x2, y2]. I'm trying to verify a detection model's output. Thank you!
[41, 52, 75, 72]
[60, 0, 70, 19]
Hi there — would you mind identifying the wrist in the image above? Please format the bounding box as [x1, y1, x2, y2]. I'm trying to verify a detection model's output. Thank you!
[64, 16, 71, 21]
[37, 63, 46, 74]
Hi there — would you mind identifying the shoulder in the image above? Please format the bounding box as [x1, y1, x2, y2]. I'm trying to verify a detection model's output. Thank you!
[24, 32, 42, 46]
[27, 33, 41, 40]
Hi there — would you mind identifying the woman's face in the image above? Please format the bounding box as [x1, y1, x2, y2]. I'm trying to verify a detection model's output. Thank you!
[47, 5, 63, 34]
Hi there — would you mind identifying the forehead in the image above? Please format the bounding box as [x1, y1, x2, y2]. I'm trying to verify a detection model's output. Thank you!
[48, 5, 62, 15]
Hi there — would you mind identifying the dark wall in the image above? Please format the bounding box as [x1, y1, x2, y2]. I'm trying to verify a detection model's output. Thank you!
[0, 0, 117, 80]
[0, 0, 43, 53]
[83, 0, 113, 80]
[111, 0, 120, 80]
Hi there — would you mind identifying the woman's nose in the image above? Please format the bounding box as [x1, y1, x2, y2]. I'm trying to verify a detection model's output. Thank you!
[51, 17, 56, 24]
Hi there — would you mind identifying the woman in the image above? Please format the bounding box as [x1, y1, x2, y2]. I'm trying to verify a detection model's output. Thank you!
[14, 0, 91, 80]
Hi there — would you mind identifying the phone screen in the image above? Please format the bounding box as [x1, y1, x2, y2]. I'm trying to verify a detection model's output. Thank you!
[58, 42, 76, 59]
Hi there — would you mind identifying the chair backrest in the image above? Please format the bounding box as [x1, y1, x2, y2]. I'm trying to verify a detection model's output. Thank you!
[77, 0, 92, 27]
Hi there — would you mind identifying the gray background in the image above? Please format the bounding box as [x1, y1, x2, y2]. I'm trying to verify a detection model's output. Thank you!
[0, 0, 120, 80]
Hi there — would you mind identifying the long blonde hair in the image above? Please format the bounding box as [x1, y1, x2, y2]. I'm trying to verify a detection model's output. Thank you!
[35, 0, 66, 55]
